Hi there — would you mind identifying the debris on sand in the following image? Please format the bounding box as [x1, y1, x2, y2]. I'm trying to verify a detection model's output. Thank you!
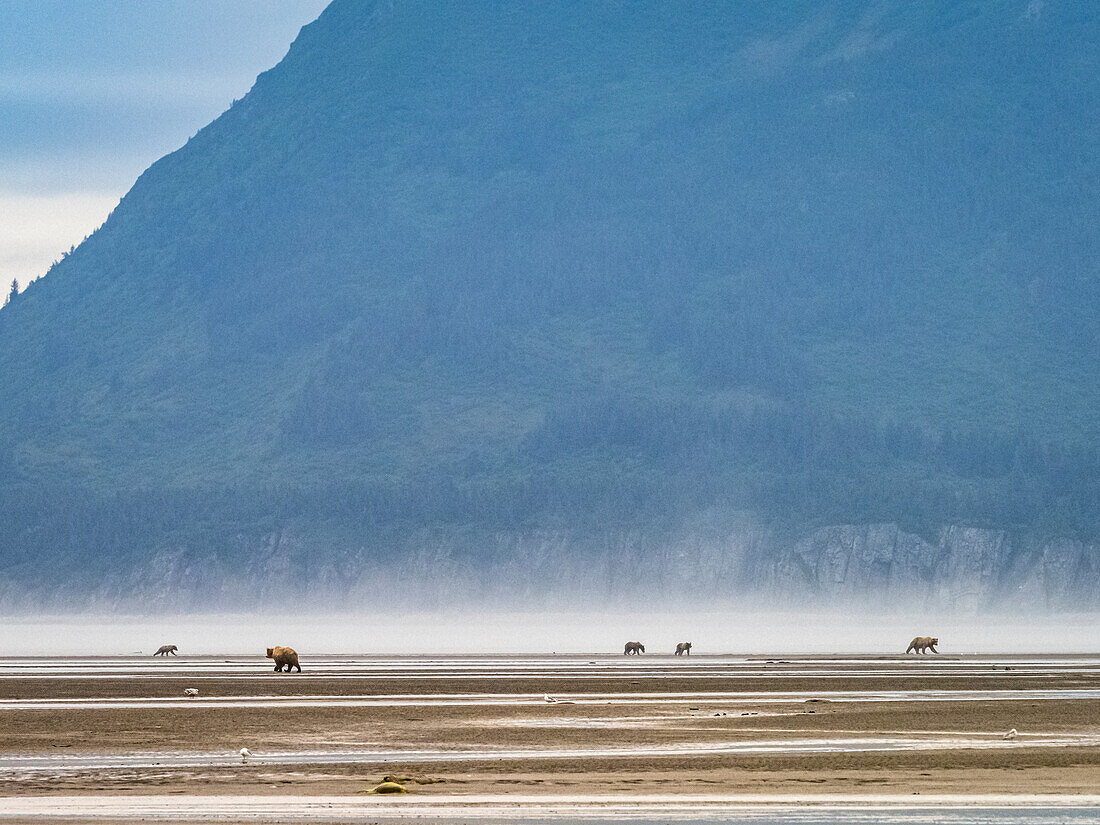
[184, 688, 199, 697]
[383, 774, 443, 785]
[1003, 728, 1019, 740]
[365, 781, 407, 794]
[539, 694, 574, 705]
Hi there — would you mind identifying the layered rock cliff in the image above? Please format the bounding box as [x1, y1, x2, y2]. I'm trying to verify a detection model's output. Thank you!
[2, 522, 1093, 613]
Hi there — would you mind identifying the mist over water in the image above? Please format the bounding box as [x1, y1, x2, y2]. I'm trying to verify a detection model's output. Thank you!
[1, 612, 1096, 657]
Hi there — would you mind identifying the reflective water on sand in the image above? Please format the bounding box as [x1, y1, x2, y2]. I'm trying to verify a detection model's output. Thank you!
[5, 653, 1100, 677]
[4, 730, 1100, 778]
[0, 795, 1098, 823]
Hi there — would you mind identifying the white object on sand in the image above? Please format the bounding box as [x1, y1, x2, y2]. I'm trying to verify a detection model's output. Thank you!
[1003, 728, 1018, 740]
[183, 688, 199, 697]
[240, 748, 252, 763]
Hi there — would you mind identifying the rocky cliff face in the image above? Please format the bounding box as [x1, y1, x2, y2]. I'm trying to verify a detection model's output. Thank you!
[2, 522, 1094, 613]
[753, 524, 1099, 613]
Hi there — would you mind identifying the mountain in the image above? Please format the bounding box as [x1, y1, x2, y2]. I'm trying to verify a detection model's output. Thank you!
[1, 0, 1098, 612]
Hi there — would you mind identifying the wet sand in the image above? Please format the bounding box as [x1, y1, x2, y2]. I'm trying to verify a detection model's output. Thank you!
[4, 794, 1100, 824]
[1, 654, 1098, 821]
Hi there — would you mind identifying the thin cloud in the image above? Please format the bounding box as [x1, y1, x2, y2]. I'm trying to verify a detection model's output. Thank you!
[0, 72, 254, 106]
[0, 192, 118, 286]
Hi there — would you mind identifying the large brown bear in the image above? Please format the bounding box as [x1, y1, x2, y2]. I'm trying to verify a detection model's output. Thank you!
[906, 636, 939, 654]
[624, 641, 645, 655]
[266, 646, 301, 672]
[153, 645, 178, 656]
[675, 642, 692, 656]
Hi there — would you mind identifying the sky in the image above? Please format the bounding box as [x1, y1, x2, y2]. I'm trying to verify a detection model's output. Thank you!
[0, 0, 331, 290]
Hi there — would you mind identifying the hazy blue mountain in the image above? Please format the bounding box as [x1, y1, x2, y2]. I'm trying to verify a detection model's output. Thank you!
[1, 0, 1097, 610]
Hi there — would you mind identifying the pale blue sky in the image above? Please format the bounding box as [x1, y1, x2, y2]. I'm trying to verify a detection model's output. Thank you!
[0, 0, 330, 287]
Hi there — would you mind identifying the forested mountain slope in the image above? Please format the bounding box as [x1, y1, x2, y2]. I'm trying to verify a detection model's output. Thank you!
[1, 0, 1097, 610]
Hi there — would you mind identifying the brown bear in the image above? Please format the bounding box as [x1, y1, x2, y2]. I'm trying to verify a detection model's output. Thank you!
[266, 646, 301, 672]
[623, 641, 645, 655]
[153, 644, 178, 656]
[675, 642, 692, 656]
[906, 636, 939, 654]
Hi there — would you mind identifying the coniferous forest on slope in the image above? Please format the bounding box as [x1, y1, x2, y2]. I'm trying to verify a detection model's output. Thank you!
[0, 1, 1097, 608]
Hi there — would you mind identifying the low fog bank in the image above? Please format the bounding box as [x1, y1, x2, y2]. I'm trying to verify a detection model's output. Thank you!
[1, 612, 1096, 657]
[4, 523, 1096, 616]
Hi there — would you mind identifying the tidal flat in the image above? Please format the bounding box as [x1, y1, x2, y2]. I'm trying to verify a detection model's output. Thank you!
[0, 654, 1098, 823]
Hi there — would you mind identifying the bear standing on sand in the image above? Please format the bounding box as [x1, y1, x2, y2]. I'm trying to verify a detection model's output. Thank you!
[266, 646, 301, 672]
[906, 636, 939, 654]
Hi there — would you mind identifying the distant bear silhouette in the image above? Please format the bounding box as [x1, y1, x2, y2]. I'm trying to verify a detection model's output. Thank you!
[153, 645, 178, 656]
[623, 641, 645, 655]
[906, 636, 939, 654]
[675, 642, 692, 656]
[266, 646, 301, 672]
